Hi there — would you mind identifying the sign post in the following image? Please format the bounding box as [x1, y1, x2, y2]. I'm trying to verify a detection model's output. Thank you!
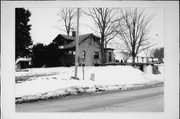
[82, 59, 85, 80]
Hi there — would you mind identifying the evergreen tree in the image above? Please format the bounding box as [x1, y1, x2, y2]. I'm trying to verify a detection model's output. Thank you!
[32, 43, 61, 67]
[32, 43, 46, 67]
[45, 43, 61, 67]
[15, 8, 33, 60]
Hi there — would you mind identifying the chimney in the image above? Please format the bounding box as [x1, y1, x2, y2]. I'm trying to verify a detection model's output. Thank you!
[72, 31, 76, 37]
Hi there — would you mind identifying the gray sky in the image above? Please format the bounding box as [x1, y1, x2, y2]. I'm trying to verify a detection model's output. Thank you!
[28, 7, 164, 50]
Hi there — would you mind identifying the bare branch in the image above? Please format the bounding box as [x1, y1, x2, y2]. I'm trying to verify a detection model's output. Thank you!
[85, 8, 119, 65]
[80, 23, 99, 35]
[57, 8, 77, 36]
[116, 8, 153, 64]
[54, 25, 67, 34]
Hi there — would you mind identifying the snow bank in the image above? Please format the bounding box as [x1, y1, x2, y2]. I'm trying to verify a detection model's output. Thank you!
[15, 65, 164, 103]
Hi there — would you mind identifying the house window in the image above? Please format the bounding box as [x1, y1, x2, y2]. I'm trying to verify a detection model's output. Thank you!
[109, 52, 112, 62]
[59, 45, 64, 49]
[89, 37, 93, 45]
[94, 51, 99, 59]
[73, 51, 76, 55]
[82, 51, 86, 59]
[68, 51, 74, 55]
[68, 51, 71, 54]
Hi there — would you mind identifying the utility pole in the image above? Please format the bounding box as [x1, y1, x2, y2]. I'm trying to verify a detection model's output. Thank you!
[74, 8, 80, 79]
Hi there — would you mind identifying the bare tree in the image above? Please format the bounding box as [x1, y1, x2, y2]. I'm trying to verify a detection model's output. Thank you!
[57, 8, 77, 36]
[143, 48, 150, 58]
[117, 8, 154, 65]
[85, 8, 119, 65]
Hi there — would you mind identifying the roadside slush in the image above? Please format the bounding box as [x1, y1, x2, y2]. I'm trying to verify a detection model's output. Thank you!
[16, 81, 163, 104]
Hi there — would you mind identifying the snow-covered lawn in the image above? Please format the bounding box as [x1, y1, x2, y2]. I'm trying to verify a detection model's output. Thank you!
[15, 65, 164, 103]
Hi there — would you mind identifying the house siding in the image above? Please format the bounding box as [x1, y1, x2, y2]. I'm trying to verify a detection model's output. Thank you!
[52, 33, 115, 66]
[78, 37, 102, 66]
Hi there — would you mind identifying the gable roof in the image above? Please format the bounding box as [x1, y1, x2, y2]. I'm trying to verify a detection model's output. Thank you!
[60, 34, 75, 41]
[53, 34, 74, 43]
[57, 33, 100, 49]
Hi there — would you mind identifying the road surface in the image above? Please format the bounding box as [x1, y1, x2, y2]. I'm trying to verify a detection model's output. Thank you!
[16, 86, 164, 112]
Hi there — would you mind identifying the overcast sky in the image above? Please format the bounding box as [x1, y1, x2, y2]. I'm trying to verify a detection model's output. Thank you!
[28, 7, 164, 50]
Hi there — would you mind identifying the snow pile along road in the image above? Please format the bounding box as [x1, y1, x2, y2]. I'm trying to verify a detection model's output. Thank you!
[15, 65, 164, 103]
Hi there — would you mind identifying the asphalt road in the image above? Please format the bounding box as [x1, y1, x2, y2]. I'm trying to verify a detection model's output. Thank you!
[16, 86, 164, 112]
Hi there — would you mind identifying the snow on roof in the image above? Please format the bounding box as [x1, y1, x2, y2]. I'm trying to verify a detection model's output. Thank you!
[60, 34, 75, 41]
[55, 33, 93, 42]
[63, 33, 100, 49]
[16, 58, 31, 64]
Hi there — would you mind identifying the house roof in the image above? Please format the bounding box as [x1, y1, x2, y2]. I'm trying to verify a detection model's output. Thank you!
[60, 34, 75, 41]
[61, 33, 100, 49]
[54, 33, 115, 50]
[105, 48, 114, 51]
[53, 34, 73, 43]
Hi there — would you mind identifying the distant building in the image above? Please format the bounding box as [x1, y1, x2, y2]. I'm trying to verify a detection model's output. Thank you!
[114, 51, 131, 62]
[105, 48, 115, 63]
[127, 56, 159, 63]
[16, 58, 31, 69]
[52, 32, 115, 66]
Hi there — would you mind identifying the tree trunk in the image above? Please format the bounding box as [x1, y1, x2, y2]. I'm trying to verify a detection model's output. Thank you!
[100, 47, 106, 66]
[99, 35, 106, 66]
[132, 55, 136, 66]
